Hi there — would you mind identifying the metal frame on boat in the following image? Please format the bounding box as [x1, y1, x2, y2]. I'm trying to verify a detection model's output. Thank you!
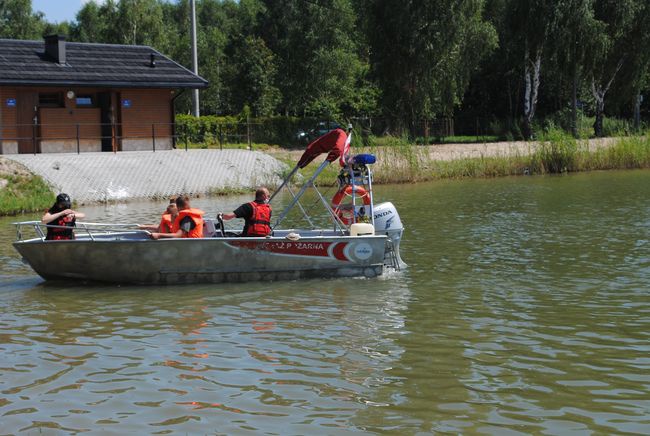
[13, 128, 405, 284]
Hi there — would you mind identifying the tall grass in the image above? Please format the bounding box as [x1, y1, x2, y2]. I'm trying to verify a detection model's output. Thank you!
[280, 131, 649, 186]
[366, 136, 429, 183]
[0, 174, 54, 216]
[363, 130, 650, 182]
[530, 129, 579, 173]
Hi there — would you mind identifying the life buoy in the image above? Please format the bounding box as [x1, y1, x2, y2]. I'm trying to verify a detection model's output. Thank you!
[331, 185, 371, 225]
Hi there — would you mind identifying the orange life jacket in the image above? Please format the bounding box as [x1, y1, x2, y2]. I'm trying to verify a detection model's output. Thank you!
[159, 213, 179, 233]
[174, 208, 205, 238]
[244, 202, 271, 237]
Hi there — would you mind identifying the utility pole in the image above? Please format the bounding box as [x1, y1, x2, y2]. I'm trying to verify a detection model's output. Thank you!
[190, 0, 200, 117]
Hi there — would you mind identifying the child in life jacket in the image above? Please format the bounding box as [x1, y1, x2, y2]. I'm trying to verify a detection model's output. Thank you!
[41, 193, 86, 240]
[138, 198, 179, 233]
[150, 195, 204, 239]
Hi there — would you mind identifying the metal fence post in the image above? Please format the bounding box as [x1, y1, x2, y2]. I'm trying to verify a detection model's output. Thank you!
[185, 124, 189, 151]
[152, 124, 156, 152]
[247, 114, 252, 151]
[32, 118, 37, 155]
[76, 124, 80, 154]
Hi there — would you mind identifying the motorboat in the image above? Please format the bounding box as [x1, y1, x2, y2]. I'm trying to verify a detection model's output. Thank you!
[13, 128, 406, 284]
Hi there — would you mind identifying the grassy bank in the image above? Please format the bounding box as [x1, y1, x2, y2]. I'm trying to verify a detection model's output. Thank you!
[269, 132, 650, 187]
[0, 174, 54, 216]
[355, 132, 650, 183]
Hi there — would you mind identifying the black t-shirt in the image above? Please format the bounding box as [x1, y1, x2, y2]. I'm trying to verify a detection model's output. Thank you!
[179, 216, 196, 234]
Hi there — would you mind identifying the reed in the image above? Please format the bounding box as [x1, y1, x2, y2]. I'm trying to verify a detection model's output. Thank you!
[531, 129, 579, 173]
[360, 131, 650, 182]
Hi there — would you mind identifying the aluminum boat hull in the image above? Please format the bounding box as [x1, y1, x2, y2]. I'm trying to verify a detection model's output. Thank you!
[14, 232, 388, 285]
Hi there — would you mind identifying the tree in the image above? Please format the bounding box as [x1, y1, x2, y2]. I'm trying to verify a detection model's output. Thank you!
[586, 0, 640, 137]
[116, 0, 167, 47]
[257, 0, 368, 118]
[549, 0, 600, 136]
[602, 0, 650, 131]
[501, 0, 558, 140]
[0, 0, 46, 39]
[223, 35, 280, 115]
[364, 0, 497, 135]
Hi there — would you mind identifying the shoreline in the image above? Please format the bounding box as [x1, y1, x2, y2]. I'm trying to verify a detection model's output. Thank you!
[1, 135, 648, 215]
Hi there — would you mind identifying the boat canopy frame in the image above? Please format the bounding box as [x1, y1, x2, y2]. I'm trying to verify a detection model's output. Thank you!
[269, 128, 376, 233]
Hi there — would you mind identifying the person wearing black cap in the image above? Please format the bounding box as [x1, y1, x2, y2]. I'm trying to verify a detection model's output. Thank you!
[41, 193, 86, 240]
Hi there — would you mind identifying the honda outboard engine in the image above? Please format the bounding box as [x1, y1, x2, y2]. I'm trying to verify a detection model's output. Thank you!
[373, 202, 407, 269]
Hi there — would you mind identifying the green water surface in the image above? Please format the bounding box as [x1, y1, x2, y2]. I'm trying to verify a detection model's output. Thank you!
[0, 170, 648, 434]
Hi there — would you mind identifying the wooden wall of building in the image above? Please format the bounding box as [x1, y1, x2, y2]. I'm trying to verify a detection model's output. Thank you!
[0, 86, 176, 154]
[120, 89, 174, 151]
[0, 88, 18, 154]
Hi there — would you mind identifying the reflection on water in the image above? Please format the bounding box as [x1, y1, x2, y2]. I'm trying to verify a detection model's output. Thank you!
[0, 281, 411, 433]
[1, 170, 649, 433]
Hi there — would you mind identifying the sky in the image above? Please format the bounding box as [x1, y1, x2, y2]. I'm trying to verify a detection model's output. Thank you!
[31, 0, 99, 23]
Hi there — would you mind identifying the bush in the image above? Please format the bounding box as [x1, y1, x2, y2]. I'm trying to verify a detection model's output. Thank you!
[176, 114, 327, 148]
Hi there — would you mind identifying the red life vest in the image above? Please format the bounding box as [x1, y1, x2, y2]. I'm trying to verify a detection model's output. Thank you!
[244, 202, 271, 237]
[159, 213, 178, 233]
[174, 208, 205, 238]
[45, 213, 76, 240]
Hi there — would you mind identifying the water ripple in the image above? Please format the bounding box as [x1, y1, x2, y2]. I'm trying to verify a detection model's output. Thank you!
[1, 171, 649, 433]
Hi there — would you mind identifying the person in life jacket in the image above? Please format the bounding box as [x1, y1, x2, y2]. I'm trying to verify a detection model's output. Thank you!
[138, 197, 179, 233]
[220, 187, 272, 237]
[150, 195, 204, 239]
[41, 193, 86, 241]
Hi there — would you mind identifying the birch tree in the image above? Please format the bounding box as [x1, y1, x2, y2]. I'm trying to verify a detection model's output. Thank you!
[586, 0, 639, 137]
[549, 0, 600, 137]
[506, 0, 557, 139]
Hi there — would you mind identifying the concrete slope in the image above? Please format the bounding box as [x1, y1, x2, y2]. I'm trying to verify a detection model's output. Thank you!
[7, 149, 286, 204]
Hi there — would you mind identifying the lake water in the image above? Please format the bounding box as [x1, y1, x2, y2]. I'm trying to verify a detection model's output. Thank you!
[1, 170, 649, 434]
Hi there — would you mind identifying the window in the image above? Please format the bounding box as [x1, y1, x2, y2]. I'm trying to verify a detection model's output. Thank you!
[39, 92, 63, 107]
[75, 95, 95, 107]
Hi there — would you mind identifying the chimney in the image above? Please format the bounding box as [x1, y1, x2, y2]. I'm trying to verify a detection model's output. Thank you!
[44, 34, 66, 64]
[150, 53, 156, 68]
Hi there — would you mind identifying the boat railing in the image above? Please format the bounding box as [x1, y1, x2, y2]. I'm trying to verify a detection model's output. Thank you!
[13, 221, 148, 242]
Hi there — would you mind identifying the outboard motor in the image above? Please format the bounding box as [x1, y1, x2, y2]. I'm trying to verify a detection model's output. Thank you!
[373, 202, 407, 269]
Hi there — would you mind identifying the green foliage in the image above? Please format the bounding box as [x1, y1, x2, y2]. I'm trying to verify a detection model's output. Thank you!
[176, 114, 322, 147]
[0, 174, 54, 216]
[222, 36, 280, 116]
[0, 0, 48, 39]
[365, 0, 497, 130]
[2, 0, 649, 139]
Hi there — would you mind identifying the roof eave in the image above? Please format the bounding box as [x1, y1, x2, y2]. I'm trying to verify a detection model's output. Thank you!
[0, 79, 209, 89]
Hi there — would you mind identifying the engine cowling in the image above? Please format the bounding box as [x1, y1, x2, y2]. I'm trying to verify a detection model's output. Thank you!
[373, 202, 406, 269]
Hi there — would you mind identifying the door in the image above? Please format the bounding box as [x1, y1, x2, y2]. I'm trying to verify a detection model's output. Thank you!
[16, 91, 39, 153]
[98, 92, 113, 152]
